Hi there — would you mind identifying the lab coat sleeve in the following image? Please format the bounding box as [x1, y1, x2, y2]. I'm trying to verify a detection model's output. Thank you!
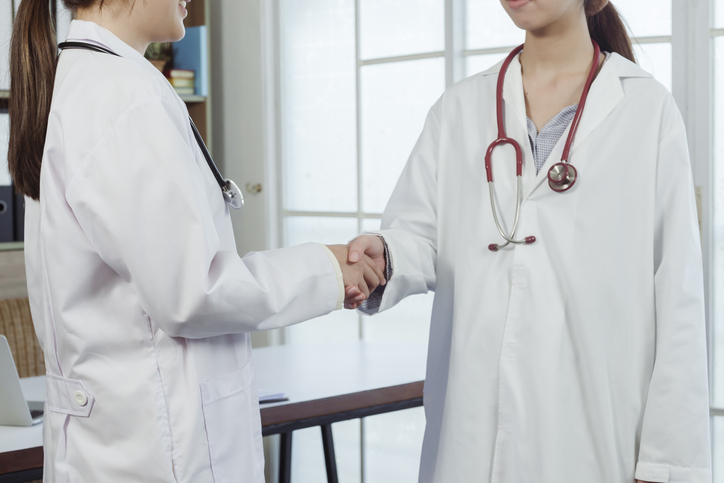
[359, 102, 440, 315]
[65, 96, 341, 338]
[634, 103, 711, 483]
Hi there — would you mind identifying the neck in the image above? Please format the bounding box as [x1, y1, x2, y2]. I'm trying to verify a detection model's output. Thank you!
[76, 7, 148, 55]
[520, 11, 594, 77]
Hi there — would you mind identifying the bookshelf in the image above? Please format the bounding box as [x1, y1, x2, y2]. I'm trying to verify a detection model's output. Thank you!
[183, 0, 212, 151]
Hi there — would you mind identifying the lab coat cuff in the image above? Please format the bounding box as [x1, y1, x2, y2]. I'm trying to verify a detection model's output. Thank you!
[357, 232, 393, 315]
[635, 461, 711, 483]
[321, 244, 345, 310]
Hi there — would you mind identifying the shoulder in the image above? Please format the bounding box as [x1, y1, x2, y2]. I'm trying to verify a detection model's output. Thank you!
[53, 50, 183, 122]
[605, 53, 682, 137]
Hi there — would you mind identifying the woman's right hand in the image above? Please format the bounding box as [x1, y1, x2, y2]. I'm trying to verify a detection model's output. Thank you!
[347, 235, 386, 273]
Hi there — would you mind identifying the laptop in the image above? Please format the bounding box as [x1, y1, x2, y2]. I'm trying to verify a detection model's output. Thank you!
[0, 335, 43, 426]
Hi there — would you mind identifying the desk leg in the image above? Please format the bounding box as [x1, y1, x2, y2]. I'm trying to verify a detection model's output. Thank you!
[320, 424, 339, 483]
[279, 432, 293, 483]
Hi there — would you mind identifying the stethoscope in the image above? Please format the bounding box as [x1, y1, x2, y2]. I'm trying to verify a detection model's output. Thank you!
[486, 40, 600, 252]
[57, 41, 244, 210]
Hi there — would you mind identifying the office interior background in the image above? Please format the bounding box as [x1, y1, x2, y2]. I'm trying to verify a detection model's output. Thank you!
[205, 0, 722, 481]
[0, 0, 721, 481]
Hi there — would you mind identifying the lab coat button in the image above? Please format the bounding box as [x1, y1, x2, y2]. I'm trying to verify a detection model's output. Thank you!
[73, 390, 88, 407]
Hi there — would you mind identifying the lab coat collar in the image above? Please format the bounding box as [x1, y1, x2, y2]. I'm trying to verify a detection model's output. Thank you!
[479, 51, 653, 197]
[64, 20, 158, 74]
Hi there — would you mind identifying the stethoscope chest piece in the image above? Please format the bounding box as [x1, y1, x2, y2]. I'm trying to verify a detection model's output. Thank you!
[547, 162, 578, 192]
[223, 179, 244, 209]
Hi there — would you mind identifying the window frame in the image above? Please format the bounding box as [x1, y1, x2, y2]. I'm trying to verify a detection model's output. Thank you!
[264, 0, 721, 478]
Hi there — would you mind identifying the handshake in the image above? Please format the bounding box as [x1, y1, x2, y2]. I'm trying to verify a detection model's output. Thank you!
[326, 235, 386, 310]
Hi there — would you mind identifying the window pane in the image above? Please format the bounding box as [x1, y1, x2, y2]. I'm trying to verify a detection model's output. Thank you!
[284, 216, 361, 345]
[632, 42, 672, 93]
[714, 37, 724, 409]
[466, 0, 524, 50]
[293, 420, 361, 483]
[360, 58, 446, 214]
[466, 52, 508, 78]
[717, 0, 724, 28]
[613, 0, 671, 37]
[359, 0, 445, 60]
[364, 408, 426, 483]
[280, 0, 358, 213]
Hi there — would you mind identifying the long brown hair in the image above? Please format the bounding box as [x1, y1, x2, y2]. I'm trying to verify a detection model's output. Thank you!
[585, 0, 636, 63]
[8, 0, 101, 200]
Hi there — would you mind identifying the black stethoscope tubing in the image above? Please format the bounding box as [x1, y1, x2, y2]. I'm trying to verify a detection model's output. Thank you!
[57, 41, 244, 209]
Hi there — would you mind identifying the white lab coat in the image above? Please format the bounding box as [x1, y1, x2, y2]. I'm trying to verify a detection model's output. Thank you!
[25, 20, 342, 482]
[363, 52, 711, 483]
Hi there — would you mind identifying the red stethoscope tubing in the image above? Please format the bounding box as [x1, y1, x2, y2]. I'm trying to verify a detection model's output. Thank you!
[486, 40, 601, 252]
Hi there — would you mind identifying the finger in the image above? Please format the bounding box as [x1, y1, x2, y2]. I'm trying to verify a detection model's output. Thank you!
[362, 262, 380, 292]
[357, 278, 370, 298]
[347, 235, 374, 263]
[346, 285, 360, 297]
[364, 254, 386, 285]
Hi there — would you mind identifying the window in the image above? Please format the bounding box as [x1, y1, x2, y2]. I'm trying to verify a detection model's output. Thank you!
[273, 1, 718, 481]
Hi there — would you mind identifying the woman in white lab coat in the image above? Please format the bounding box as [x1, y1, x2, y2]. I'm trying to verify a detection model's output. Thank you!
[7, 0, 381, 481]
[348, 0, 711, 482]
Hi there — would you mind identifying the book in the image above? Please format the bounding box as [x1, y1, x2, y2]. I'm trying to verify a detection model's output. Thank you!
[174, 87, 195, 96]
[0, 0, 12, 91]
[173, 26, 207, 96]
[169, 78, 195, 88]
[164, 68, 195, 79]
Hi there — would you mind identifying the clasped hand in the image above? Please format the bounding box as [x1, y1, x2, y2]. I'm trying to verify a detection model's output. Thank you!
[327, 235, 387, 310]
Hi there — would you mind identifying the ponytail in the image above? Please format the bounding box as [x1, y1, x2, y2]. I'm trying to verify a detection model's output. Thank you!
[585, 1, 636, 64]
[8, 0, 58, 200]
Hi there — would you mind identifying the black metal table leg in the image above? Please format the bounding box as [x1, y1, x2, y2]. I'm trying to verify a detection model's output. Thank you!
[320, 424, 339, 483]
[279, 431, 293, 483]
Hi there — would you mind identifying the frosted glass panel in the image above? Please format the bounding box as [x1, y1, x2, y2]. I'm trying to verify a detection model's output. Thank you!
[714, 37, 724, 409]
[614, 0, 671, 37]
[293, 420, 361, 483]
[715, 418, 724, 483]
[364, 408, 426, 483]
[359, 0, 445, 60]
[361, 58, 445, 213]
[284, 216, 361, 345]
[466, 52, 508, 77]
[280, 0, 357, 213]
[466, 0, 524, 50]
[632, 42, 672, 93]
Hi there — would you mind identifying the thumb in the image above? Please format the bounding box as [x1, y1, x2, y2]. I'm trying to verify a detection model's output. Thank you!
[347, 235, 373, 263]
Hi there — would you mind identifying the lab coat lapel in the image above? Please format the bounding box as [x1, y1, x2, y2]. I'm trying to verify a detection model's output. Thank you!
[524, 53, 627, 198]
[500, 54, 538, 183]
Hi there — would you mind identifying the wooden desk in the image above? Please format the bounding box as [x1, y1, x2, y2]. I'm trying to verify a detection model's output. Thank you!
[0, 342, 427, 483]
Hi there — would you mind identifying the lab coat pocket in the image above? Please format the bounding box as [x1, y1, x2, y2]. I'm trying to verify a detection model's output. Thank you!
[200, 360, 264, 483]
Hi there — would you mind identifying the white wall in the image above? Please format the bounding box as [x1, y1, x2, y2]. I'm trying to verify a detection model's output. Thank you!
[209, 2, 279, 480]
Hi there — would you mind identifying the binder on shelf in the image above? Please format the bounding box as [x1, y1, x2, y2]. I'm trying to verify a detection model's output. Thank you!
[1, 0, 12, 91]
[0, 111, 12, 241]
[173, 26, 208, 97]
[13, 192, 23, 241]
[0, 185, 13, 242]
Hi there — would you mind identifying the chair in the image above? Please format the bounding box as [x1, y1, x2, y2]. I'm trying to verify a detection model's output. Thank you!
[0, 297, 44, 483]
[0, 297, 45, 379]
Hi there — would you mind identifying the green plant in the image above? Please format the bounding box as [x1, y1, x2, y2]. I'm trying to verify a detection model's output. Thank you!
[144, 42, 173, 65]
